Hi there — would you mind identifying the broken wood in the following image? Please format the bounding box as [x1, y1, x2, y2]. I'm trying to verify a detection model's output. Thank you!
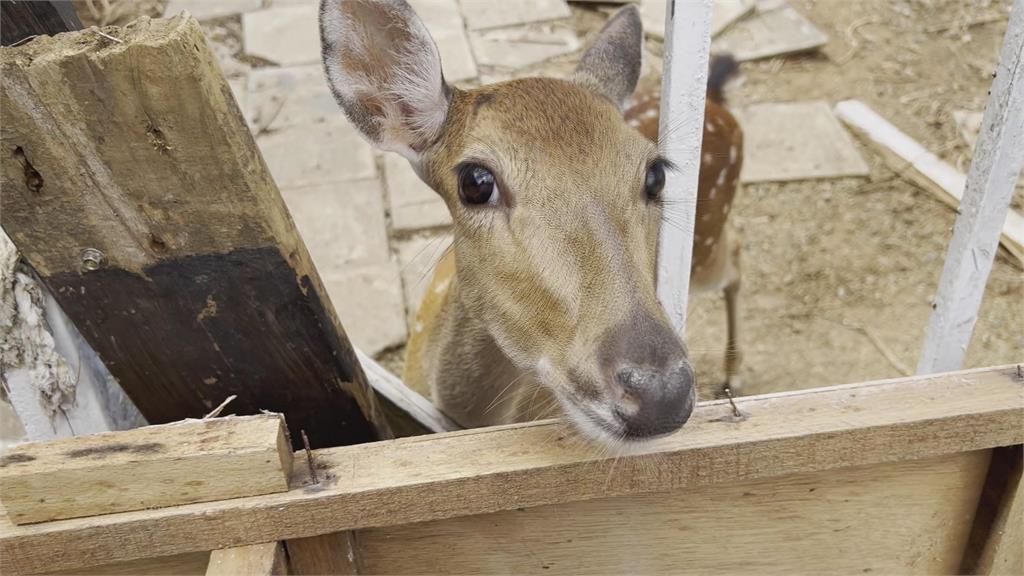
[0, 15, 391, 448]
[0, 414, 292, 525]
[206, 543, 287, 576]
[835, 100, 1024, 267]
[1, 365, 1019, 574]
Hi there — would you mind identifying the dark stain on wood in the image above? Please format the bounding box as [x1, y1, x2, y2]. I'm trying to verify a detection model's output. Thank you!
[66, 442, 165, 458]
[0, 453, 37, 467]
[46, 246, 378, 449]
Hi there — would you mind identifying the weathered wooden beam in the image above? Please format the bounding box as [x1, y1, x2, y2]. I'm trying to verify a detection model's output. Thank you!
[206, 543, 287, 576]
[1, 366, 1019, 574]
[356, 451, 989, 574]
[0, 15, 390, 448]
[286, 533, 358, 575]
[0, 414, 292, 525]
[0, 0, 81, 46]
[963, 445, 1024, 575]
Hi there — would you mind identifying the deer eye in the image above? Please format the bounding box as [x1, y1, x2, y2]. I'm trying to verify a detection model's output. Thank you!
[458, 164, 500, 206]
[644, 161, 666, 201]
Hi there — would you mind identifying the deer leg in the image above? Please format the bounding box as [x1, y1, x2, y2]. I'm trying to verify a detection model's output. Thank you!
[722, 243, 743, 394]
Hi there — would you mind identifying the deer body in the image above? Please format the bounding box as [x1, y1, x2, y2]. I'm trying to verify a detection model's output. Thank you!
[321, 0, 740, 442]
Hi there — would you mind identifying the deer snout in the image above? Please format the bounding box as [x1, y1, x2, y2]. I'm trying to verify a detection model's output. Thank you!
[612, 362, 695, 439]
[598, 310, 696, 440]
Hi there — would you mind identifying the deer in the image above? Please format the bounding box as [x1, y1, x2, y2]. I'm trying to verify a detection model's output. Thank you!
[319, 0, 743, 444]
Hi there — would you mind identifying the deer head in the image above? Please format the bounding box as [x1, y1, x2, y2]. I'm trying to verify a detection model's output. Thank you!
[320, 0, 695, 442]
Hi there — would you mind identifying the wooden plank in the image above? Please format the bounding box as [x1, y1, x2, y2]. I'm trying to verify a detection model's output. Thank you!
[835, 100, 1024, 268]
[287, 533, 358, 575]
[354, 347, 460, 435]
[0, 415, 292, 525]
[50, 552, 211, 576]
[655, 0, 712, 333]
[915, 0, 1024, 374]
[967, 446, 1024, 575]
[357, 451, 990, 574]
[0, 15, 390, 448]
[0, 1, 81, 46]
[0, 366, 1019, 574]
[206, 543, 287, 576]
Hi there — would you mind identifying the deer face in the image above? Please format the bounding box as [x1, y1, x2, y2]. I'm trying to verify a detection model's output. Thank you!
[321, 0, 695, 442]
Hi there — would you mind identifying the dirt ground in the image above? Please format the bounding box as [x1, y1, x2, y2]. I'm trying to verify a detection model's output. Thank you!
[406, 0, 1024, 398]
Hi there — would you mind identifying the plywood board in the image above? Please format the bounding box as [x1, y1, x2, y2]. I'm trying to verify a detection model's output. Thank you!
[735, 101, 869, 182]
[1, 366, 1019, 574]
[357, 451, 990, 574]
[0, 415, 291, 525]
[711, 2, 828, 61]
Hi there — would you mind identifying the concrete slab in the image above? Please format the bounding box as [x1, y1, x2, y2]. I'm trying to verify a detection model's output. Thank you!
[243, 5, 320, 66]
[396, 232, 454, 323]
[734, 101, 869, 183]
[165, 0, 263, 21]
[409, 0, 479, 81]
[247, 65, 341, 132]
[459, 0, 571, 31]
[641, 0, 755, 39]
[712, 2, 828, 62]
[469, 24, 579, 69]
[384, 154, 452, 232]
[321, 262, 409, 355]
[257, 120, 376, 188]
[281, 179, 391, 268]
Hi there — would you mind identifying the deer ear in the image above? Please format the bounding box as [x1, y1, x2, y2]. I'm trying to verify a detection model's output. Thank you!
[320, 0, 451, 161]
[572, 5, 643, 110]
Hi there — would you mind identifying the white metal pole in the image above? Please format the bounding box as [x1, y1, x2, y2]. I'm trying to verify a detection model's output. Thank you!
[656, 0, 713, 335]
[917, 0, 1024, 374]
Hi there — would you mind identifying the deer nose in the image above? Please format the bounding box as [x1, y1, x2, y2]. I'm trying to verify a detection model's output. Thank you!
[612, 361, 695, 438]
[598, 309, 696, 439]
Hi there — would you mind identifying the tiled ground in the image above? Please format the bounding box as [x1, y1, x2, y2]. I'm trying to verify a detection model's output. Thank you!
[167, 0, 578, 356]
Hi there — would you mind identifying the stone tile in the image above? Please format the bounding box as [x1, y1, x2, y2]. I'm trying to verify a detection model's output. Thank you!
[458, 0, 571, 31]
[733, 101, 869, 183]
[321, 262, 409, 355]
[165, 0, 263, 21]
[257, 120, 376, 188]
[247, 65, 342, 132]
[641, 0, 755, 40]
[711, 2, 828, 62]
[396, 232, 454, 323]
[282, 179, 391, 268]
[409, 0, 478, 81]
[243, 5, 320, 66]
[383, 154, 451, 232]
[468, 24, 579, 69]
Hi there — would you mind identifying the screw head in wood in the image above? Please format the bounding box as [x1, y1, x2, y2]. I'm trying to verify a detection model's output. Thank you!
[80, 248, 105, 272]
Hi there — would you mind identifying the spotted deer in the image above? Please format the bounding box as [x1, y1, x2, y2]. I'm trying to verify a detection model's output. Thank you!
[320, 0, 743, 444]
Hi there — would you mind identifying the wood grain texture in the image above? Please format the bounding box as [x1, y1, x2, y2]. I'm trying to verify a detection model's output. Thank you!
[357, 451, 990, 574]
[0, 415, 292, 525]
[286, 532, 358, 575]
[974, 447, 1024, 575]
[206, 543, 287, 576]
[0, 15, 389, 448]
[1, 366, 1019, 574]
[49, 552, 211, 576]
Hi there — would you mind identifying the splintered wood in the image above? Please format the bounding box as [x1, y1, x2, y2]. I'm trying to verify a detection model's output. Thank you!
[0, 415, 292, 525]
